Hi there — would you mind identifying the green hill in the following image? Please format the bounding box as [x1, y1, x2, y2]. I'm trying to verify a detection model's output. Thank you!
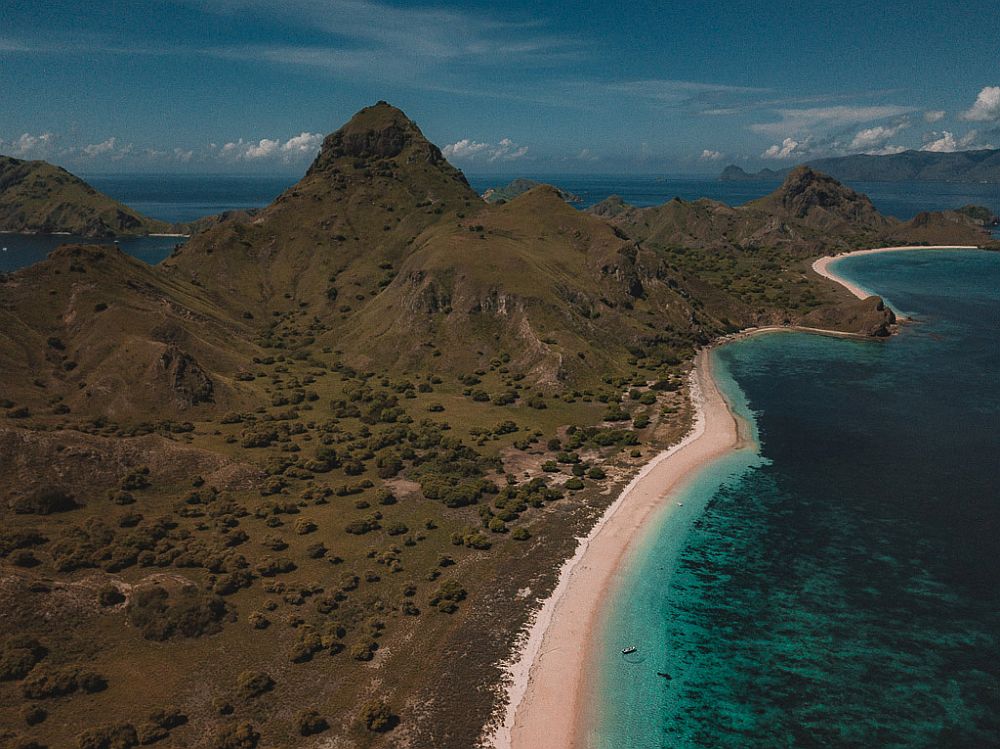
[0, 156, 171, 237]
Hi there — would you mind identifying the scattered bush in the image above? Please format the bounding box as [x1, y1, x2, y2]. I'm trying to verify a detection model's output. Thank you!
[430, 580, 467, 613]
[1, 637, 47, 681]
[236, 670, 274, 699]
[208, 721, 259, 749]
[98, 584, 126, 607]
[76, 722, 138, 749]
[22, 703, 47, 726]
[126, 586, 228, 640]
[12, 488, 80, 515]
[359, 699, 397, 732]
[295, 709, 329, 736]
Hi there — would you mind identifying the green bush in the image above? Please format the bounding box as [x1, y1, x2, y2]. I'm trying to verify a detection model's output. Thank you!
[236, 670, 274, 699]
[1, 636, 47, 681]
[208, 722, 259, 749]
[359, 699, 397, 732]
[12, 488, 80, 515]
[76, 722, 138, 749]
[126, 586, 228, 640]
[296, 709, 329, 736]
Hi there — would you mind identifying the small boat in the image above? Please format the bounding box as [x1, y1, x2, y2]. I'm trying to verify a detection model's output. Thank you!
[622, 646, 637, 655]
[656, 672, 672, 680]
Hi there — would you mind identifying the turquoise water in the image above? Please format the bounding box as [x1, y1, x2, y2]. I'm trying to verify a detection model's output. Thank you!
[593, 250, 1000, 747]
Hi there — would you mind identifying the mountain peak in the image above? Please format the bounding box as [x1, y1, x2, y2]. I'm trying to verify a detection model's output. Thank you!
[308, 101, 451, 175]
[741, 166, 894, 233]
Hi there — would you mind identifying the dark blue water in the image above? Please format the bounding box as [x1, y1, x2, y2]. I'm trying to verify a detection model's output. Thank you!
[1, 175, 996, 272]
[595, 250, 1000, 747]
[84, 174, 292, 224]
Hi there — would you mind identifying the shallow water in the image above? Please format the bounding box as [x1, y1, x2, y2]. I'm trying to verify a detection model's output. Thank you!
[593, 250, 1000, 747]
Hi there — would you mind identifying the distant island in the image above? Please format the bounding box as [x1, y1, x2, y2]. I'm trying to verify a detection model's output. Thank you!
[482, 178, 581, 205]
[0, 155, 173, 237]
[720, 148, 1000, 184]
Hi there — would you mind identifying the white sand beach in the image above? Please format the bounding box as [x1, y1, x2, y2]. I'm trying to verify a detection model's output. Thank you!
[486, 349, 747, 749]
[812, 245, 979, 299]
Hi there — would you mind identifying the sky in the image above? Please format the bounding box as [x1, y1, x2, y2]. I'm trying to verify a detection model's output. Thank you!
[2, 0, 999, 175]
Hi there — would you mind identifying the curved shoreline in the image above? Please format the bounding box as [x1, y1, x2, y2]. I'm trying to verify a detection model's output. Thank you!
[812, 245, 979, 300]
[486, 349, 747, 749]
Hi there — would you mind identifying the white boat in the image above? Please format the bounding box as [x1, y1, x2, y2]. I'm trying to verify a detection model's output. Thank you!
[622, 645, 637, 655]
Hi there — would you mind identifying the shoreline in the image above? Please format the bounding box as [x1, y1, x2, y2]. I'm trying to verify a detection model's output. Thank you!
[487, 349, 748, 749]
[812, 245, 979, 300]
[486, 245, 982, 749]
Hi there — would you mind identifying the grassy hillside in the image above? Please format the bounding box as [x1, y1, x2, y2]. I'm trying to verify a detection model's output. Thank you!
[0, 103, 992, 749]
[0, 156, 170, 237]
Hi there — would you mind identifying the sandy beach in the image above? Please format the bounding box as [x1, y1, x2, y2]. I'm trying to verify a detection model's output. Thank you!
[812, 245, 979, 299]
[487, 349, 747, 749]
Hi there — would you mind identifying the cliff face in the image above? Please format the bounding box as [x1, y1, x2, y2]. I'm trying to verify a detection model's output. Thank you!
[0, 156, 169, 237]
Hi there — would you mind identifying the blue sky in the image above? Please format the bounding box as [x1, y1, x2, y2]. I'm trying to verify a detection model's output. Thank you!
[2, 0, 999, 175]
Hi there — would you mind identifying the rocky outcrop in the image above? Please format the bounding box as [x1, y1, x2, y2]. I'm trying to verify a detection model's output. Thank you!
[158, 345, 214, 405]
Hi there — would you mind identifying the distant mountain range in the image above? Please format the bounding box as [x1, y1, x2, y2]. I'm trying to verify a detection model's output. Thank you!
[720, 148, 1000, 184]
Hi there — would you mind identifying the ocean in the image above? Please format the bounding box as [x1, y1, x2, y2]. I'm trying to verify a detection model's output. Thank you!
[592, 249, 1000, 747]
[1, 174, 997, 273]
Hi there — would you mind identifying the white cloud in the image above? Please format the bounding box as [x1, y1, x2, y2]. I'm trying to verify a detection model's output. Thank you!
[761, 137, 810, 160]
[575, 148, 599, 162]
[751, 105, 916, 136]
[173, 147, 194, 163]
[82, 137, 117, 157]
[281, 131, 324, 156]
[442, 137, 528, 162]
[847, 122, 909, 152]
[960, 86, 1000, 122]
[1, 132, 57, 158]
[244, 138, 280, 159]
[920, 130, 978, 153]
[699, 149, 724, 161]
[217, 132, 324, 162]
[924, 110, 946, 123]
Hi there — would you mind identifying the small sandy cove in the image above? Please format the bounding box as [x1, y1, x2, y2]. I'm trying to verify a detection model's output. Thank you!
[812, 245, 978, 299]
[486, 349, 747, 749]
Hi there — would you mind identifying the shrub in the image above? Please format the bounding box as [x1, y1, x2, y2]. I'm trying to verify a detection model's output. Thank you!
[22, 703, 47, 725]
[296, 709, 329, 736]
[120, 468, 150, 491]
[1, 637, 47, 681]
[126, 586, 228, 640]
[511, 527, 531, 541]
[359, 699, 397, 732]
[98, 584, 126, 607]
[21, 665, 105, 699]
[208, 722, 259, 749]
[565, 478, 585, 491]
[385, 521, 408, 536]
[430, 580, 467, 613]
[236, 670, 274, 699]
[587, 466, 607, 480]
[12, 488, 80, 515]
[76, 722, 138, 749]
[294, 519, 317, 535]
